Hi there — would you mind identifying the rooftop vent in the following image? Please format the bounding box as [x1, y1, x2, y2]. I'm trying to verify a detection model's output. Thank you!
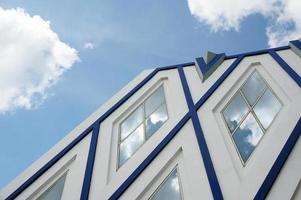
[195, 51, 225, 82]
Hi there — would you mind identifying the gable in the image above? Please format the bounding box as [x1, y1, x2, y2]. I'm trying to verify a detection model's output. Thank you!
[2, 40, 301, 200]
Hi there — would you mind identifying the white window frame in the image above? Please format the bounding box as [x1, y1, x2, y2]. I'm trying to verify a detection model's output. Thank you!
[116, 83, 169, 169]
[221, 69, 283, 166]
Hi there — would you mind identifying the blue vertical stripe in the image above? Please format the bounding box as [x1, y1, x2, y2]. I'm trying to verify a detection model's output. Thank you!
[80, 122, 101, 200]
[254, 117, 301, 200]
[269, 50, 301, 87]
[178, 66, 223, 199]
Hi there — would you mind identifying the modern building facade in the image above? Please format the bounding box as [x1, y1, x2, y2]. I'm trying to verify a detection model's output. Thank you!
[1, 40, 301, 200]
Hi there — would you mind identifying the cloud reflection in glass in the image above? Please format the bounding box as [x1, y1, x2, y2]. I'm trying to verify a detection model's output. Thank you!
[223, 71, 281, 164]
[118, 86, 168, 168]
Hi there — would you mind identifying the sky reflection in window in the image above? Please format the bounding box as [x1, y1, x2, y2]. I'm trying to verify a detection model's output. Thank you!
[120, 105, 143, 140]
[146, 104, 168, 139]
[149, 168, 182, 200]
[233, 113, 264, 162]
[254, 89, 281, 129]
[37, 174, 66, 200]
[119, 124, 145, 166]
[222, 71, 281, 164]
[223, 93, 249, 132]
[242, 71, 266, 106]
[119, 86, 168, 167]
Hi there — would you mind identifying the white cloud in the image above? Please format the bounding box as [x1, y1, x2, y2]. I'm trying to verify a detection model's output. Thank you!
[0, 7, 79, 114]
[242, 116, 263, 146]
[266, 0, 301, 46]
[84, 42, 94, 49]
[187, 0, 301, 47]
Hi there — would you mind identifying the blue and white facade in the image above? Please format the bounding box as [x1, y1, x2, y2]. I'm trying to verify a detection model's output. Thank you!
[1, 40, 301, 200]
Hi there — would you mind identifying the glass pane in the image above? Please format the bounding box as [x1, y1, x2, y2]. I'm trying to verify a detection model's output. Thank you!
[254, 89, 282, 129]
[146, 104, 168, 139]
[145, 86, 165, 117]
[233, 113, 264, 163]
[37, 174, 66, 200]
[242, 71, 267, 106]
[119, 124, 145, 166]
[223, 93, 249, 132]
[120, 105, 144, 141]
[150, 169, 182, 200]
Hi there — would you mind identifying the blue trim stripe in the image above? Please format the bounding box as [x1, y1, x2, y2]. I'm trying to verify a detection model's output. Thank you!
[290, 40, 301, 51]
[178, 66, 223, 199]
[254, 117, 301, 200]
[156, 61, 194, 71]
[225, 46, 290, 59]
[6, 43, 301, 200]
[80, 122, 100, 200]
[269, 50, 301, 87]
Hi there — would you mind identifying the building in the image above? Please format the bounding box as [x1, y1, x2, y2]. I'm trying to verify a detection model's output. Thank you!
[1, 40, 301, 200]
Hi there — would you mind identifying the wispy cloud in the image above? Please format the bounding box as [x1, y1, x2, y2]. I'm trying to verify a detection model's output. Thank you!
[187, 0, 301, 47]
[0, 7, 79, 114]
[84, 42, 94, 49]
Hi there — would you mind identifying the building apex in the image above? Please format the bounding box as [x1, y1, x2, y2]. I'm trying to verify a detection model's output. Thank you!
[204, 51, 217, 64]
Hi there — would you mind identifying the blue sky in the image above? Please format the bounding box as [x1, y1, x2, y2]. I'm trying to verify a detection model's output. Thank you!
[0, 0, 299, 189]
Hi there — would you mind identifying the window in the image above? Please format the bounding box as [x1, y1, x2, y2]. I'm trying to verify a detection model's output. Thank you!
[37, 174, 66, 200]
[118, 86, 168, 167]
[149, 168, 182, 200]
[222, 71, 282, 164]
